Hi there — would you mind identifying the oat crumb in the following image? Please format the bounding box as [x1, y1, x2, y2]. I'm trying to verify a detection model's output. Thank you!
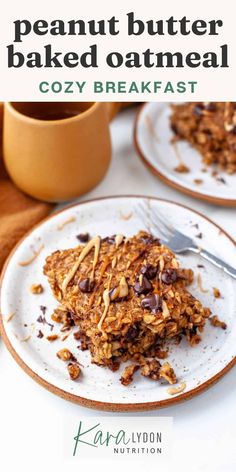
[57, 348, 75, 361]
[120, 364, 139, 386]
[30, 283, 44, 295]
[67, 363, 81, 380]
[61, 330, 72, 341]
[5, 312, 16, 322]
[47, 334, 58, 342]
[194, 179, 203, 185]
[213, 287, 221, 298]
[159, 362, 177, 384]
[174, 163, 190, 173]
[209, 315, 227, 330]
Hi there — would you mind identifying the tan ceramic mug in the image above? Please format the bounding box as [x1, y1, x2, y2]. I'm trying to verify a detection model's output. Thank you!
[3, 102, 120, 202]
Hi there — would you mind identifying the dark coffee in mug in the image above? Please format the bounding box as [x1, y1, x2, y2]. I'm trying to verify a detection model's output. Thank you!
[24, 109, 83, 121]
[10, 102, 94, 121]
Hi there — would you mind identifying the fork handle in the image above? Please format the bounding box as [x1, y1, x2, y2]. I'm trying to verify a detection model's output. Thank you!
[190, 247, 236, 280]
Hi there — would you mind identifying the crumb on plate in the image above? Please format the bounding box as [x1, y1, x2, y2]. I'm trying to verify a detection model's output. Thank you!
[30, 283, 44, 294]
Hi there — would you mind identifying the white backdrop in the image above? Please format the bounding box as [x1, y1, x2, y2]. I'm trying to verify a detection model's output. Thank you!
[0, 0, 235, 101]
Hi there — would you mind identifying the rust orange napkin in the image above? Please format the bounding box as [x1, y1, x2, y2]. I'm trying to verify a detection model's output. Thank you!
[0, 103, 53, 273]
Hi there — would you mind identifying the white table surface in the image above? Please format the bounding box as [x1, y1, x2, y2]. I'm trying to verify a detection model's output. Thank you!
[0, 108, 236, 472]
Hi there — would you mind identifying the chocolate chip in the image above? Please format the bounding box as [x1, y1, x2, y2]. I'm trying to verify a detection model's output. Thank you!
[204, 102, 217, 112]
[36, 314, 54, 331]
[140, 263, 157, 279]
[119, 348, 127, 355]
[141, 294, 162, 314]
[78, 278, 95, 293]
[196, 232, 203, 239]
[216, 176, 226, 184]
[37, 330, 44, 338]
[125, 325, 139, 341]
[230, 125, 236, 135]
[39, 305, 47, 315]
[102, 235, 116, 244]
[189, 326, 197, 335]
[109, 287, 117, 300]
[161, 269, 177, 284]
[66, 315, 75, 327]
[171, 123, 178, 134]
[140, 234, 160, 246]
[76, 233, 90, 243]
[109, 287, 127, 303]
[134, 275, 153, 295]
[193, 104, 204, 117]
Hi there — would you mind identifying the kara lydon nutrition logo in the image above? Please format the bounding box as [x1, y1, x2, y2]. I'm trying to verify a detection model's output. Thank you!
[70, 417, 172, 459]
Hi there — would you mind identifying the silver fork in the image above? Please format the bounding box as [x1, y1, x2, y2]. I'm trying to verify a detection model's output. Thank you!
[136, 204, 236, 280]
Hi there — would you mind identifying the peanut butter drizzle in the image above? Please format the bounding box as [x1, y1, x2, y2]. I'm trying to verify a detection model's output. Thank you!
[97, 273, 113, 331]
[87, 256, 111, 309]
[57, 216, 76, 230]
[197, 273, 209, 293]
[97, 288, 110, 331]
[18, 244, 44, 267]
[167, 382, 186, 396]
[88, 237, 122, 312]
[79, 235, 124, 329]
[62, 236, 101, 292]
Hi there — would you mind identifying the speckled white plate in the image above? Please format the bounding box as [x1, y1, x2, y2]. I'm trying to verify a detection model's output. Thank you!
[0, 196, 235, 411]
[134, 103, 236, 206]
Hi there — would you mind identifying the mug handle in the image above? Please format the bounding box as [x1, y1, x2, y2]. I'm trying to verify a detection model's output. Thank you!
[105, 102, 122, 122]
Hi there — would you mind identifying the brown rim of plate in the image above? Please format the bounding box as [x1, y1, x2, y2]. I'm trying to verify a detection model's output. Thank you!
[0, 195, 235, 412]
[134, 103, 236, 208]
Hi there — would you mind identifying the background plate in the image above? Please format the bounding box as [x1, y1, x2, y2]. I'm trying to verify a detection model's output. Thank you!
[0, 196, 236, 411]
[134, 103, 236, 206]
